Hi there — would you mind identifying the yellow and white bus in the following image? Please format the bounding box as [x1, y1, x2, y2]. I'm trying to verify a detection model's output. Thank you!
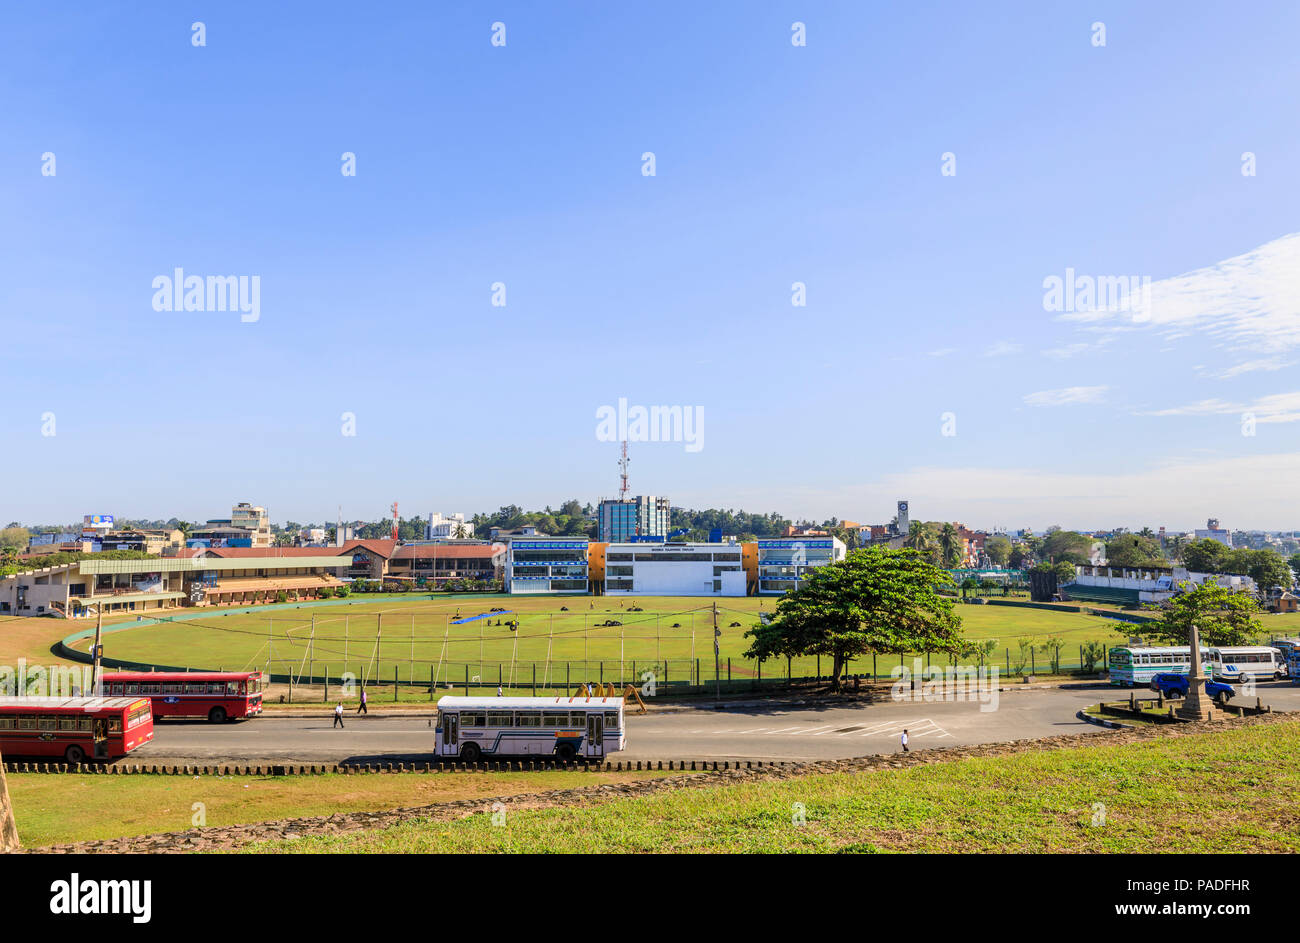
[434, 696, 627, 762]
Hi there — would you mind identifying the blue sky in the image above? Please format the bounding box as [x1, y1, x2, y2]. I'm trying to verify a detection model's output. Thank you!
[3, 1, 1299, 530]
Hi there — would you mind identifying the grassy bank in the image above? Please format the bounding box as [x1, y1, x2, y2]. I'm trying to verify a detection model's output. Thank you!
[247, 720, 1300, 853]
[7, 768, 673, 848]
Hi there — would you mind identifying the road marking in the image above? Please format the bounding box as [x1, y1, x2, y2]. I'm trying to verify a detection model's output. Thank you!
[856, 718, 953, 739]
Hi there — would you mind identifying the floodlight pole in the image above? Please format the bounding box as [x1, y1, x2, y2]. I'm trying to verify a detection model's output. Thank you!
[91, 607, 104, 696]
[713, 600, 721, 704]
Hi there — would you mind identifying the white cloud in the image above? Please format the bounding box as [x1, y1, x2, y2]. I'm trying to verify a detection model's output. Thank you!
[1057, 232, 1300, 352]
[1023, 385, 1107, 406]
[982, 340, 1022, 357]
[1197, 357, 1294, 379]
[927, 347, 956, 358]
[1140, 391, 1300, 423]
[1042, 337, 1114, 360]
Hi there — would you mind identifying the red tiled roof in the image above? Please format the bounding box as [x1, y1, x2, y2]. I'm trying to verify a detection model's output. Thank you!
[339, 539, 398, 558]
[204, 547, 347, 558]
[391, 545, 505, 560]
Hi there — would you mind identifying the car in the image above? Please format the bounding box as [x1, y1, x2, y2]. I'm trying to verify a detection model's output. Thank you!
[1149, 672, 1234, 705]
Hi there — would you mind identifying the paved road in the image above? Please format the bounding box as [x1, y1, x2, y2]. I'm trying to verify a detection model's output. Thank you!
[125, 682, 1300, 765]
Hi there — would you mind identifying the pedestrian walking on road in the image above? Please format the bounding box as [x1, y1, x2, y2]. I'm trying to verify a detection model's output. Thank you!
[497, 685, 503, 697]
[333, 702, 345, 728]
[357, 688, 368, 714]
[900, 728, 909, 752]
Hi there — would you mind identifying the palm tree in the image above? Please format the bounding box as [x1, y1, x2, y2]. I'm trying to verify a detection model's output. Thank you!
[904, 522, 940, 563]
[938, 523, 963, 569]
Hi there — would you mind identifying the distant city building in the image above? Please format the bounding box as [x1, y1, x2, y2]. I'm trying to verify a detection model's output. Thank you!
[30, 527, 182, 555]
[598, 496, 670, 543]
[188, 523, 254, 548]
[230, 503, 272, 548]
[782, 525, 829, 537]
[426, 512, 473, 540]
[896, 500, 910, 535]
[298, 528, 327, 546]
[190, 502, 272, 548]
[1194, 517, 1233, 548]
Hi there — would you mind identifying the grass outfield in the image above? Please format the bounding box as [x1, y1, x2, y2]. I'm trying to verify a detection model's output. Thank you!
[245, 720, 1300, 854]
[6, 768, 675, 848]
[54, 595, 1137, 685]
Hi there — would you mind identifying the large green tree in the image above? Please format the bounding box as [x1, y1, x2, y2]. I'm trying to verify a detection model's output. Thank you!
[1040, 530, 1093, 565]
[1146, 581, 1262, 647]
[1105, 533, 1164, 567]
[744, 547, 964, 690]
[984, 535, 1012, 567]
[1182, 538, 1230, 573]
[1228, 548, 1293, 591]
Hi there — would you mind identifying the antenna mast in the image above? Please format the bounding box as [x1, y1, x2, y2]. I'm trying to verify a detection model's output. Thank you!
[618, 441, 630, 500]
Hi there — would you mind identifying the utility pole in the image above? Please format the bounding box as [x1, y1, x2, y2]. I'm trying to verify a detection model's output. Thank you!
[712, 600, 721, 703]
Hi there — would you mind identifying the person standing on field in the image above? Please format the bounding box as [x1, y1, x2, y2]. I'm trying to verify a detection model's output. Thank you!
[333, 702, 345, 728]
[357, 688, 368, 714]
[900, 728, 909, 752]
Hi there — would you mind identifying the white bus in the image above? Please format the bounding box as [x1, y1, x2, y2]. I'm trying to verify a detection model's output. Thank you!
[434, 696, 627, 762]
[1107, 647, 1210, 686]
[1209, 647, 1285, 684]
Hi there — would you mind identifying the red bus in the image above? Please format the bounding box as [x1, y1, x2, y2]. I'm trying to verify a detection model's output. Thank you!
[0, 696, 154, 764]
[100, 671, 264, 723]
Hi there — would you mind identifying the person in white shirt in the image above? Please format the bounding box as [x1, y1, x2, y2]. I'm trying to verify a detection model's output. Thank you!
[333, 702, 344, 729]
[900, 728, 909, 752]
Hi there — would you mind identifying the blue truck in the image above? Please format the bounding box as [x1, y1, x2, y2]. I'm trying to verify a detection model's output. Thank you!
[1149, 672, 1235, 705]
